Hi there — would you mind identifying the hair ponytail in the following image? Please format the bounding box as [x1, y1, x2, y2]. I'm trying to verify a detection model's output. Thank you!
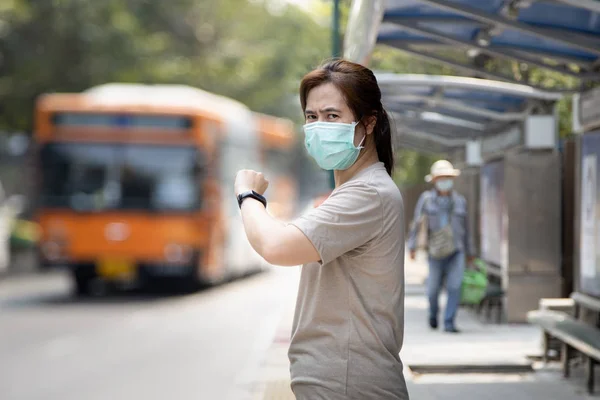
[374, 107, 394, 176]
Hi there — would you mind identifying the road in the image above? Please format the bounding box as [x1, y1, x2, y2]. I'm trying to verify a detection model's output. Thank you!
[0, 267, 300, 400]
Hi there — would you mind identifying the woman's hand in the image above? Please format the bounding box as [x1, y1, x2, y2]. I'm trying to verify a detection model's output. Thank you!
[235, 169, 320, 266]
[235, 170, 269, 196]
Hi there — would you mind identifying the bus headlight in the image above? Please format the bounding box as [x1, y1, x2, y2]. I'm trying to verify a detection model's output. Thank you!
[41, 241, 65, 262]
[164, 243, 193, 264]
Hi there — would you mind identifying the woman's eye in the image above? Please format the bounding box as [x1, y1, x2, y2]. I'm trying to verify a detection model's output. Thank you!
[306, 115, 316, 121]
[327, 114, 339, 120]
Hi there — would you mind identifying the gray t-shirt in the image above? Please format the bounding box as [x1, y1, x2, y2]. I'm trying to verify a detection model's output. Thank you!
[289, 162, 408, 400]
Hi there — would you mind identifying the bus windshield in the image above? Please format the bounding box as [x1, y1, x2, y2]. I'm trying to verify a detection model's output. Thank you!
[40, 143, 201, 212]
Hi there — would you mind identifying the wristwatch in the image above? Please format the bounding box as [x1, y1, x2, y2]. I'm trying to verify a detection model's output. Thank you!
[237, 190, 267, 209]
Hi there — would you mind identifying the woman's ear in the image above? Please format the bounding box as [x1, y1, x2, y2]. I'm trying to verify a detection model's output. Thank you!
[365, 115, 377, 136]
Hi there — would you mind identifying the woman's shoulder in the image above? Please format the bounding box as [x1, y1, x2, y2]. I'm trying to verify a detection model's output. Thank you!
[332, 164, 402, 207]
[361, 169, 403, 208]
[334, 178, 381, 201]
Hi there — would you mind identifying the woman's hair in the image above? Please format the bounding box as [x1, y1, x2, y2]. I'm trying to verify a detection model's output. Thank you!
[299, 59, 394, 176]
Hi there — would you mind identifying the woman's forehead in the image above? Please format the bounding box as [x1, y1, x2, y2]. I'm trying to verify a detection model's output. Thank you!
[306, 83, 347, 110]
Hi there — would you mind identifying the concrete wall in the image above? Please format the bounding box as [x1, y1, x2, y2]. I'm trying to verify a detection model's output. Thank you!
[503, 150, 563, 322]
[455, 168, 480, 255]
[561, 139, 576, 297]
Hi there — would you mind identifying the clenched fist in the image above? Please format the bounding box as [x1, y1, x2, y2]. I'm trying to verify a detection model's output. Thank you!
[234, 170, 269, 196]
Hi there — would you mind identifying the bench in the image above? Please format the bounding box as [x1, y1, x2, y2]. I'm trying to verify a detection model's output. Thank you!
[571, 292, 600, 320]
[527, 292, 600, 394]
[477, 283, 504, 323]
[472, 264, 504, 324]
[537, 298, 575, 360]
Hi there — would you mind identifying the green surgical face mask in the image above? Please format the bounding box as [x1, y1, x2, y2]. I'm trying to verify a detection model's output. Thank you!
[303, 121, 365, 170]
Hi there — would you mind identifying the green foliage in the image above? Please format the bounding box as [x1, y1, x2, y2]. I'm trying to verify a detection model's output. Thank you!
[0, 0, 330, 131]
[392, 149, 442, 189]
[371, 47, 458, 76]
[485, 59, 578, 139]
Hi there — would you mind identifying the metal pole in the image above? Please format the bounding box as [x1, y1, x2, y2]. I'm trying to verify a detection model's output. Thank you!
[332, 0, 341, 58]
[329, 0, 341, 188]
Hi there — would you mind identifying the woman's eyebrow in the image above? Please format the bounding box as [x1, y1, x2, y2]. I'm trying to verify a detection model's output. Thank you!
[305, 107, 342, 114]
[305, 107, 342, 115]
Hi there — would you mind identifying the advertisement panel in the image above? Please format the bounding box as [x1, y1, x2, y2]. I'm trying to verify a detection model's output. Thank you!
[580, 131, 600, 298]
[480, 160, 505, 267]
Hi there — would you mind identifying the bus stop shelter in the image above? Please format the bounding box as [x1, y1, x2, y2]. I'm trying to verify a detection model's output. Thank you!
[376, 73, 561, 156]
[346, 0, 600, 89]
[344, 0, 600, 322]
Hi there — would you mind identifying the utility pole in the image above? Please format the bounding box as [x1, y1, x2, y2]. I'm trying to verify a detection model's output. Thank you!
[329, 0, 341, 188]
[332, 0, 341, 58]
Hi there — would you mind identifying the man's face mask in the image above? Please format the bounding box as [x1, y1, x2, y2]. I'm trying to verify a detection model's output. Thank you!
[302, 121, 364, 170]
[434, 178, 454, 192]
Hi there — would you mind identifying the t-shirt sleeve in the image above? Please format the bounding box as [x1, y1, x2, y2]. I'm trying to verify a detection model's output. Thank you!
[290, 181, 383, 265]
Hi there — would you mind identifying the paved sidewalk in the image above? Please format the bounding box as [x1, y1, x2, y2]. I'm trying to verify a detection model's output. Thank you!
[0, 249, 38, 281]
[245, 252, 599, 399]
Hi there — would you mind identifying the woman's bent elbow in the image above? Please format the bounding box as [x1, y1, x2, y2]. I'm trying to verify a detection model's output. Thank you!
[261, 244, 297, 267]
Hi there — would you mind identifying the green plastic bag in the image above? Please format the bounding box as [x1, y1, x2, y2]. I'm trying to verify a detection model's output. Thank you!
[461, 258, 488, 305]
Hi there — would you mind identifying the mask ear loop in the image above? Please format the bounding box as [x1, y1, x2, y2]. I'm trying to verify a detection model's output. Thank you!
[352, 121, 366, 149]
[356, 135, 366, 149]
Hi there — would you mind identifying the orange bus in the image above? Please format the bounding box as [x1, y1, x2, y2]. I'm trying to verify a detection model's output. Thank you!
[254, 113, 298, 221]
[34, 84, 296, 295]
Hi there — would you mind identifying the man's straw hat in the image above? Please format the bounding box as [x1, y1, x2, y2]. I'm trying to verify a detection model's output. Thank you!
[425, 160, 461, 183]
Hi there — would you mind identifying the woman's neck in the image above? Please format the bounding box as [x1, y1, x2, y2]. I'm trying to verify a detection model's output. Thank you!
[334, 145, 379, 187]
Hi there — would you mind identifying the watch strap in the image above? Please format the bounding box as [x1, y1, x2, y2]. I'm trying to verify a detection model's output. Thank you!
[237, 190, 267, 209]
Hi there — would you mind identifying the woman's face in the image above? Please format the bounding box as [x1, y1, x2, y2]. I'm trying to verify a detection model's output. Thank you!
[304, 83, 354, 125]
[304, 83, 369, 147]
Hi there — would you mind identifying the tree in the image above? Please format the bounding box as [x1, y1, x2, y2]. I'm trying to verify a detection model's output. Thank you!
[0, 0, 331, 132]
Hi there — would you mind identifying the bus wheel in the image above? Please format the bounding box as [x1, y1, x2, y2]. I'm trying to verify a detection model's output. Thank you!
[176, 276, 200, 293]
[72, 266, 96, 297]
[178, 266, 209, 293]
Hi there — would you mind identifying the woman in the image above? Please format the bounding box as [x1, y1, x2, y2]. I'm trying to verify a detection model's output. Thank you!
[235, 60, 408, 399]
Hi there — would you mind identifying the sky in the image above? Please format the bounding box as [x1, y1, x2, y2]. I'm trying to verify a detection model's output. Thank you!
[250, 0, 329, 25]
[283, 0, 314, 11]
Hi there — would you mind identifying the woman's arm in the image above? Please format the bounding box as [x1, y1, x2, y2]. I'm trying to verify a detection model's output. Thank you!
[236, 170, 320, 267]
[241, 199, 320, 266]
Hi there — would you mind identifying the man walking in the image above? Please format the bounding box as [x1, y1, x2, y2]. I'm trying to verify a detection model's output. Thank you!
[407, 160, 475, 333]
